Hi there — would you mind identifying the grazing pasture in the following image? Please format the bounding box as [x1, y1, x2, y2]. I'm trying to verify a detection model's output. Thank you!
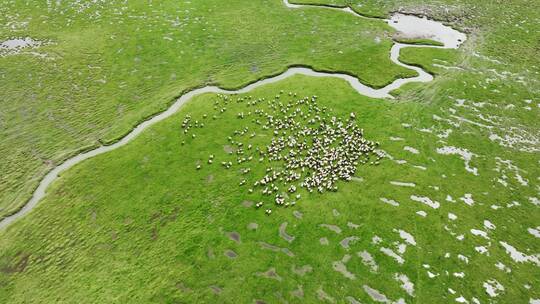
[0, 0, 539, 303]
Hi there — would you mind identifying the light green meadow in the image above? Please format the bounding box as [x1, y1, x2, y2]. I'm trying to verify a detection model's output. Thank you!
[0, 0, 414, 219]
[0, 0, 539, 303]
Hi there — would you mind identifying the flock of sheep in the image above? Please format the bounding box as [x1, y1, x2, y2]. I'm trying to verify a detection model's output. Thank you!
[182, 91, 383, 214]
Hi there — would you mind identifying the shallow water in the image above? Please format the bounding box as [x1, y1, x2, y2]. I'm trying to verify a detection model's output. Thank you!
[339, 236, 360, 249]
[394, 273, 415, 297]
[483, 279, 505, 298]
[358, 250, 378, 273]
[332, 254, 356, 279]
[0, 37, 41, 50]
[0, 37, 45, 58]
[363, 284, 405, 303]
[380, 197, 400, 206]
[410, 195, 440, 209]
[387, 14, 466, 48]
[279, 222, 295, 243]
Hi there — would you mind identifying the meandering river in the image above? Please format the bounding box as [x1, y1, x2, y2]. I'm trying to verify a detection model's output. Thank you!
[0, 1, 466, 230]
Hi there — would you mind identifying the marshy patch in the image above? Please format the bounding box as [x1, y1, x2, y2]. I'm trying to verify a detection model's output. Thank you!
[256, 267, 282, 281]
[387, 13, 467, 48]
[224, 250, 238, 259]
[332, 254, 356, 280]
[227, 231, 241, 243]
[363, 285, 391, 302]
[0, 37, 49, 58]
[319, 237, 329, 245]
[1, 37, 41, 50]
[358, 250, 378, 273]
[258, 242, 295, 257]
[278, 222, 295, 243]
[292, 264, 313, 276]
[340, 236, 360, 249]
[320, 224, 342, 234]
[347, 222, 360, 229]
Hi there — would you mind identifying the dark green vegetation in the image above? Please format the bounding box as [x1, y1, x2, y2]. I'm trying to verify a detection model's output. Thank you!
[0, 0, 414, 219]
[1, 0, 540, 303]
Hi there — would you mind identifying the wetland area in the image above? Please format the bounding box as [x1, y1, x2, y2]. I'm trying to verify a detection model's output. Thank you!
[0, 0, 538, 303]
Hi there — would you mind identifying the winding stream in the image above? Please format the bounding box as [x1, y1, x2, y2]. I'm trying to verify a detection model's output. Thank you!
[0, 1, 466, 230]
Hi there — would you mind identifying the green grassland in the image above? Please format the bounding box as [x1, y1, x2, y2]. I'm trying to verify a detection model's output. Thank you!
[1, 0, 540, 303]
[1, 75, 537, 303]
[291, 0, 540, 72]
[0, 0, 416, 219]
[289, 0, 389, 17]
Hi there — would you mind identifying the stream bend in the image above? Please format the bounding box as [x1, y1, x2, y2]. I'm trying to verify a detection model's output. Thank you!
[0, 1, 466, 230]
